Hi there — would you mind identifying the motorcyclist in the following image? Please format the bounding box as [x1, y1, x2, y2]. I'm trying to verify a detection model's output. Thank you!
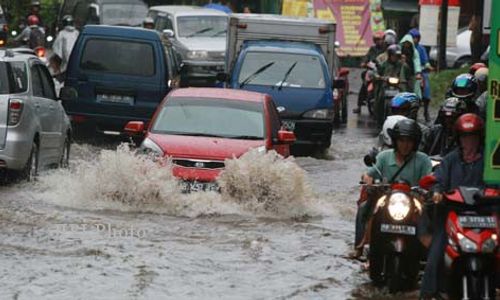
[353, 31, 386, 114]
[449, 73, 479, 113]
[409, 29, 433, 122]
[420, 113, 485, 299]
[25, 0, 44, 28]
[142, 17, 155, 29]
[15, 15, 45, 49]
[378, 115, 409, 149]
[353, 119, 432, 257]
[389, 92, 420, 120]
[473, 67, 488, 119]
[374, 44, 412, 127]
[423, 97, 467, 156]
[469, 62, 487, 75]
[50, 15, 79, 83]
[400, 32, 422, 100]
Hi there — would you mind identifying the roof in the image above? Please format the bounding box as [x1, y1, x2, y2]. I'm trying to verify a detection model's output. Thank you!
[382, 0, 418, 13]
[81, 25, 160, 40]
[149, 5, 228, 16]
[0, 49, 37, 62]
[231, 13, 335, 26]
[169, 88, 267, 103]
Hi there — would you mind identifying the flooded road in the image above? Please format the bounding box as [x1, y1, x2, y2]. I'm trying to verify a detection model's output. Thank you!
[0, 70, 422, 299]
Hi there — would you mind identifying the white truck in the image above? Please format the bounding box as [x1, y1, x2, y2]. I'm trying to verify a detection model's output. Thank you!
[219, 14, 348, 151]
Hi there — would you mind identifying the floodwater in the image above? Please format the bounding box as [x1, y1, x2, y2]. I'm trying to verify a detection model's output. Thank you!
[0, 69, 424, 299]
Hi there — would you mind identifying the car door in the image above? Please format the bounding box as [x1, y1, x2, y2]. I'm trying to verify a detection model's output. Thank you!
[30, 61, 52, 162]
[37, 63, 63, 160]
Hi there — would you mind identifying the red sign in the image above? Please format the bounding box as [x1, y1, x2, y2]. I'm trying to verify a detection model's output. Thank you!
[314, 0, 372, 57]
[419, 0, 460, 6]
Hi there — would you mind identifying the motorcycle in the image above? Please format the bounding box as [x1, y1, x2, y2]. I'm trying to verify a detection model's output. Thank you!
[363, 61, 377, 116]
[359, 153, 426, 292]
[420, 176, 500, 300]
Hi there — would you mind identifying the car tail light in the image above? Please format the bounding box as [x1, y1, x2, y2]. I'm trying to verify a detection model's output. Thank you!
[8, 99, 24, 126]
[237, 23, 247, 29]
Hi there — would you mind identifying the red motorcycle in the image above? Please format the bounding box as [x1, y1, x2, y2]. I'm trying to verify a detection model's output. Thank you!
[420, 176, 500, 300]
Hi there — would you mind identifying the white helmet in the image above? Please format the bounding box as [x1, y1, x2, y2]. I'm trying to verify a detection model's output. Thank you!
[381, 115, 410, 146]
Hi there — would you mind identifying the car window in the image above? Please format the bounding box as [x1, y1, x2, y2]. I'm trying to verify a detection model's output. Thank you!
[37, 65, 56, 100]
[30, 64, 44, 97]
[155, 15, 173, 31]
[0, 61, 27, 94]
[80, 39, 156, 76]
[176, 16, 227, 37]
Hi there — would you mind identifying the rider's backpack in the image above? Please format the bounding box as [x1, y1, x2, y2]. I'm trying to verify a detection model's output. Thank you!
[29, 26, 45, 49]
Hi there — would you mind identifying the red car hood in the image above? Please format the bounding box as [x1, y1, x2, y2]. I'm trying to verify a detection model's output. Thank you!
[149, 133, 266, 160]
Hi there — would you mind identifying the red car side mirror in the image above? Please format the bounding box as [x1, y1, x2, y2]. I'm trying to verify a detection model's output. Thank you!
[419, 174, 437, 190]
[124, 121, 145, 135]
[339, 67, 350, 77]
[277, 130, 296, 144]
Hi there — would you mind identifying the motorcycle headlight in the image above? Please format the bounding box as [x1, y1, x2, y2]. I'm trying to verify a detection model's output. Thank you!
[186, 50, 208, 59]
[388, 77, 400, 85]
[457, 232, 478, 253]
[481, 234, 498, 253]
[303, 109, 334, 120]
[387, 192, 411, 221]
[139, 138, 164, 157]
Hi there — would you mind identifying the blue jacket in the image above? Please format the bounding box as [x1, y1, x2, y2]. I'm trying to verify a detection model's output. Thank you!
[416, 44, 429, 68]
[433, 148, 484, 192]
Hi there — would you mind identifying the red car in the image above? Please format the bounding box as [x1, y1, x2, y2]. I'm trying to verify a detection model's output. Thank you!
[125, 88, 296, 192]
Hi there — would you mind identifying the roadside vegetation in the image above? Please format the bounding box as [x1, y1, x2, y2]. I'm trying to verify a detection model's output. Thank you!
[429, 67, 468, 107]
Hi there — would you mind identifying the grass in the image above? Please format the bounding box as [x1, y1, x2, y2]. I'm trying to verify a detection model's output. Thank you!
[429, 67, 468, 108]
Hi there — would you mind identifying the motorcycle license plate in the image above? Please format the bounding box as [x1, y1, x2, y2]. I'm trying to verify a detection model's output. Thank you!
[180, 181, 219, 193]
[384, 89, 399, 97]
[380, 224, 416, 235]
[282, 120, 296, 131]
[458, 216, 497, 229]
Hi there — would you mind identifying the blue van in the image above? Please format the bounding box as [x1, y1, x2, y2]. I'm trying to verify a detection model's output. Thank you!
[61, 25, 181, 135]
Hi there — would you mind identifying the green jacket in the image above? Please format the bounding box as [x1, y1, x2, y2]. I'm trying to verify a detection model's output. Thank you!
[399, 34, 422, 75]
[378, 60, 412, 92]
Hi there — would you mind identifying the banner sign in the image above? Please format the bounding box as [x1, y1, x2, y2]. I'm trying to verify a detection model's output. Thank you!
[484, 0, 500, 184]
[282, 0, 375, 57]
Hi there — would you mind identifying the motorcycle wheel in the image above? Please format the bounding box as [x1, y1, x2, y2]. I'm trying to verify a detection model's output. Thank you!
[368, 249, 384, 286]
[387, 255, 405, 293]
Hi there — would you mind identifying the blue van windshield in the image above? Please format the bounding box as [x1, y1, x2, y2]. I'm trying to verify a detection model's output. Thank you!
[238, 52, 326, 89]
[80, 39, 155, 76]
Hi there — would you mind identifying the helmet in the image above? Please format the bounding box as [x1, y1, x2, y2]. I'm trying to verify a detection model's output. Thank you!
[388, 118, 422, 150]
[27, 15, 39, 26]
[384, 29, 397, 38]
[440, 97, 467, 118]
[474, 67, 488, 83]
[469, 62, 487, 75]
[31, 0, 41, 6]
[390, 92, 420, 119]
[62, 15, 74, 27]
[384, 34, 396, 46]
[381, 115, 409, 147]
[451, 73, 478, 99]
[454, 113, 484, 136]
[387, 44, 402, 56]
[409, 28, 421, 39]
[143, 17, 154, 28]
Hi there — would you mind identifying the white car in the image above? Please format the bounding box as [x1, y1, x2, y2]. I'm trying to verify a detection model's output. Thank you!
[429, 28, 471, 68]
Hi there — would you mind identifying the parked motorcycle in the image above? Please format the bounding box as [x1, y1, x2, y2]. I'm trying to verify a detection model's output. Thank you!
[420, 176, 500, 300]
[359, 154, 426, 292]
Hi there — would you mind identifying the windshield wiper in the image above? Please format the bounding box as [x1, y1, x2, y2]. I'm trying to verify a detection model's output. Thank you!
[173, 132, 226, 138]
[186, 27, 213, 38]
[239, 61, 275, 88]
[227, 135, 263, 140]
[212, 29, 227, 37]
[277, 61, 297, 90]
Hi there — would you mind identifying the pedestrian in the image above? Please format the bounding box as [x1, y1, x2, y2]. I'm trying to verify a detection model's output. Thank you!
[142, 17, 155, 30]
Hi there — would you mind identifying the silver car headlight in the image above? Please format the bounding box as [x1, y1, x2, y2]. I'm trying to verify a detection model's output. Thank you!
[303, 109, 334, 120]
[481, 234, 498, 253]
[139, 138, 164, 157]
[186, 50, 208, 59]
[387, 192, 411, 221]
[457, 232, 478, 253]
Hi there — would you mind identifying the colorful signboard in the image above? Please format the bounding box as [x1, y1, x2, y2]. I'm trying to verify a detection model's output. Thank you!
[281, 0, 374, 57]
[484, 0, 500, 184]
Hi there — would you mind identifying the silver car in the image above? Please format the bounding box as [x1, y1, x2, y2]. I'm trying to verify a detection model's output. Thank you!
[148, 5, 228, 86]
[429, 28, 471, 68]
[0, 49, 71, 180]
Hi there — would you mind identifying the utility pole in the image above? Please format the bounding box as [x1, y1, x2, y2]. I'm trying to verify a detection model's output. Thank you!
[438, 0, 448, 70]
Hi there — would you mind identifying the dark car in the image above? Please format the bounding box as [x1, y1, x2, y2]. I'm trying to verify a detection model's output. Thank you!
[61, 25, 181, 136]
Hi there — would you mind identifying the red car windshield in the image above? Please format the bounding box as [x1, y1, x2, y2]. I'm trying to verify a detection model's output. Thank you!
[151, 97, 265, 139]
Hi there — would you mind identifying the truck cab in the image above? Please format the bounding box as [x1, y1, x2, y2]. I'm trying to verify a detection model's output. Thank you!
[220, 14, 345, 151]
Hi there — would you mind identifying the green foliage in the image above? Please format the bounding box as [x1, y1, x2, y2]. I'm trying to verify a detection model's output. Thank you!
[429, 67, 468, 108]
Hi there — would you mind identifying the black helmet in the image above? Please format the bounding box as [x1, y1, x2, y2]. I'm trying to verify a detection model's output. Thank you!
[439, 97, 466, 119]
[388, 118, 422, 150]
[387, 44, 402, 57]
[451, 73, 478, 99]
[62, 15, 74, 27]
